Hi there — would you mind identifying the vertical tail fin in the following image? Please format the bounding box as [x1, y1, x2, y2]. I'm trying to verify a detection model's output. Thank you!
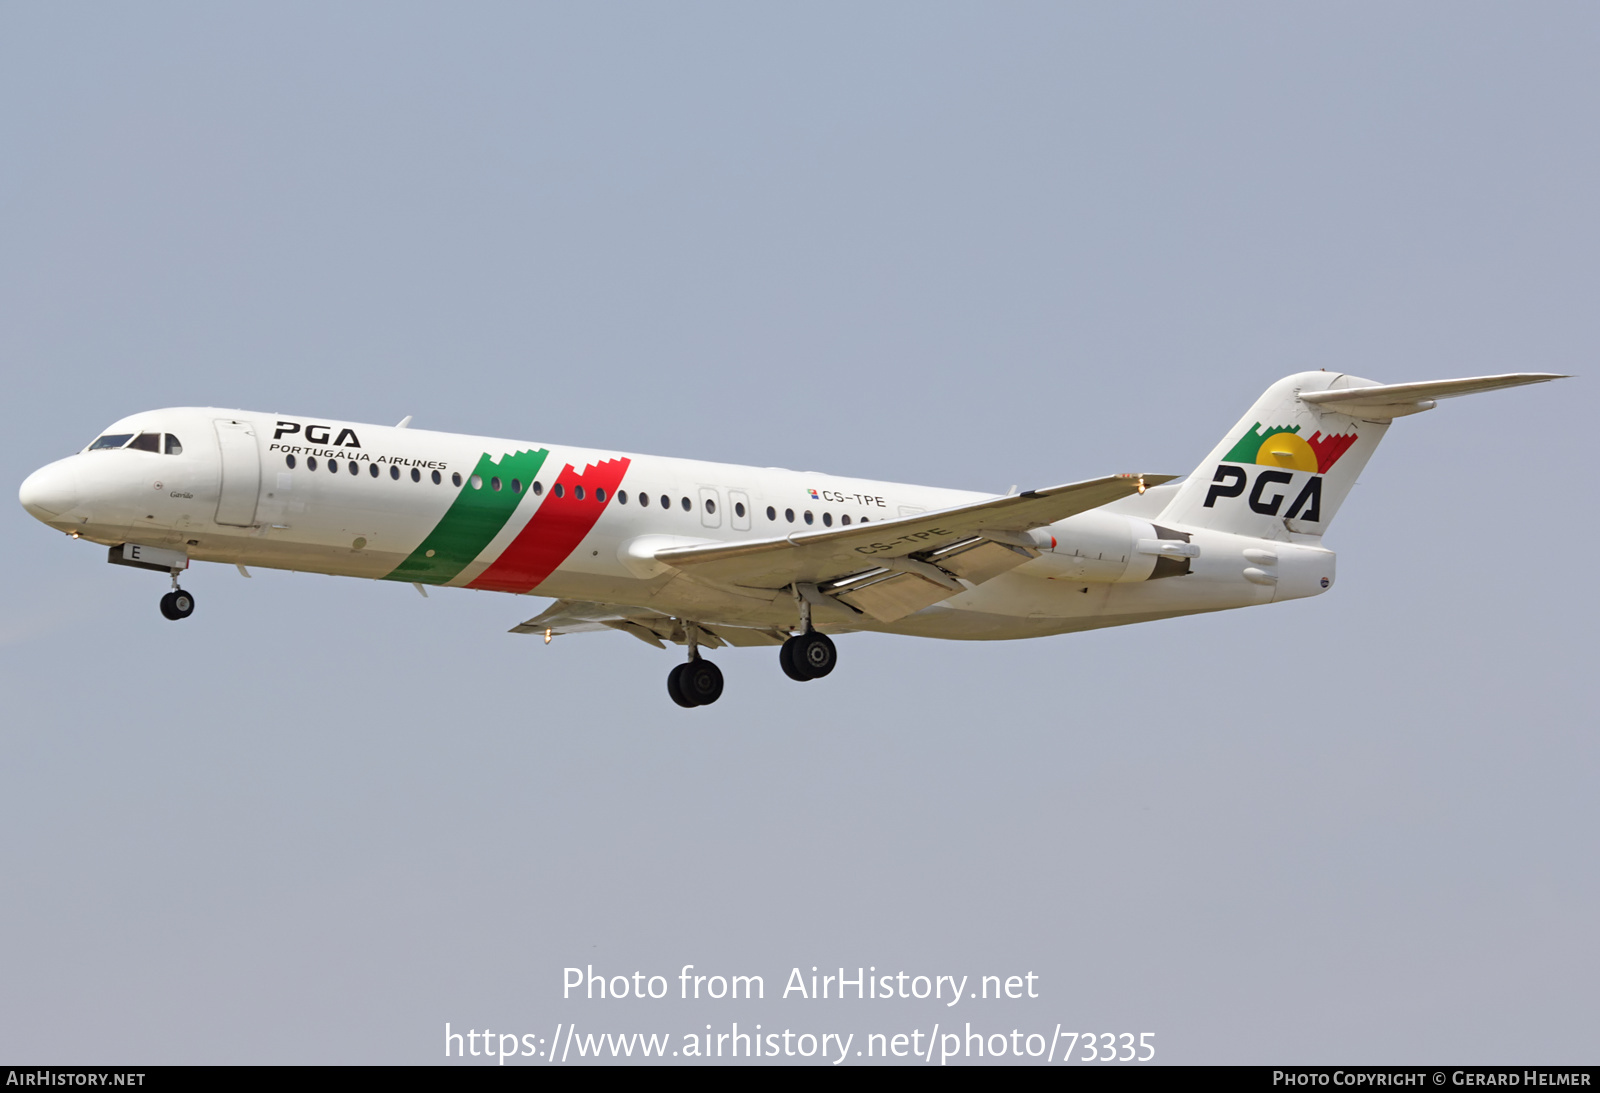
[1158, 370, 1564, 539]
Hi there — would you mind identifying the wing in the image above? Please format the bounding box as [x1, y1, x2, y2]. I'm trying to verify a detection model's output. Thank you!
[509, 599, 789, 648]
[655, 472, 1175, 622]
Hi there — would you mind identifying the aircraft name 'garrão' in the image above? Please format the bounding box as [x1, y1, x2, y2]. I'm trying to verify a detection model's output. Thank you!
[18, 371, 1565, 707]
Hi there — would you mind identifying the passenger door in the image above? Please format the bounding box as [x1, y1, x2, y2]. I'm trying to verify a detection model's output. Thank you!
[213, 419, 261, 526]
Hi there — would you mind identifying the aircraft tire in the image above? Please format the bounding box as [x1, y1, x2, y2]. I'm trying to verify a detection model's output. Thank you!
[170, 589, 195, 619]
[678, 659, 724, 706]
[794, 632, 836, 679]
[667, 663, 698, 708]
[779, 636, 811, 682]
[159, 592, 179, 620]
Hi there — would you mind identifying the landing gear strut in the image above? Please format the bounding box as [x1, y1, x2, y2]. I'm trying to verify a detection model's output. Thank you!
[159, 568, 195, 621]
[668, 623, 724, 708]
[779, 584, 837, 681]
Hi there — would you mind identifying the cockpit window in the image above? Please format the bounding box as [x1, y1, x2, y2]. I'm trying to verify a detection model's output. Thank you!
[85, 431, 184, 453]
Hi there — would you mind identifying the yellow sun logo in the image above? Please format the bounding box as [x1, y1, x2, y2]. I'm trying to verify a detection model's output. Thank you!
[1252, 431, 1318, 472]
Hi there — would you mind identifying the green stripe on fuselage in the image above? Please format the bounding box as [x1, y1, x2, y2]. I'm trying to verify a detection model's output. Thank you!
[383, 449, 549, 585]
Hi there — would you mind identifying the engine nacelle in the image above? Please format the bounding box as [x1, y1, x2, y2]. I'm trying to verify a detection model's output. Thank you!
[1014, 509, 1197, 584]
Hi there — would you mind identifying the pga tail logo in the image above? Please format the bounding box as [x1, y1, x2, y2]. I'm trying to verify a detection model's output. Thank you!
[1203, 422, 1357, 522]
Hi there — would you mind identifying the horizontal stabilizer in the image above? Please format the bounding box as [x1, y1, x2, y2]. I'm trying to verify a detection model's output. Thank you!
[1299, 372, 1568, 420]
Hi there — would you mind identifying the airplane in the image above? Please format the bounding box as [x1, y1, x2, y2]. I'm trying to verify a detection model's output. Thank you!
[18, 370, 1565, 707]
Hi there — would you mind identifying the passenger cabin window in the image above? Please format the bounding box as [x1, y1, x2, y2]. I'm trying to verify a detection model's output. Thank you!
[88, 434, 134, 451]
[164, 435, 183, 455]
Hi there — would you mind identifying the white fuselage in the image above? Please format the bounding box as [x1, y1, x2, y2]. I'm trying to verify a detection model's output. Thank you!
[19, 407, 1334, 640]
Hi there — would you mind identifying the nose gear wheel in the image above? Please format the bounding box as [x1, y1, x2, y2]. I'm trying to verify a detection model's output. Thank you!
[159, 589, 196, 620]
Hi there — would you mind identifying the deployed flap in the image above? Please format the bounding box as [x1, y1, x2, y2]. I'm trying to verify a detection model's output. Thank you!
[510, 599, 636, 637]
[509, 599, 787, 648]
[655, 473, 1174, 592]
[1299, 372, 1567, 420]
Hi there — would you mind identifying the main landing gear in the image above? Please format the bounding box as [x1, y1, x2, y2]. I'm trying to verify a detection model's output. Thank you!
[668, 623, 724, 708]
[780, 631, 836, 681]
[669, 659, 724, 708]
[778, 584, 836, 682]
[159, 568, 195, 621]
[663, 597, 843, 708]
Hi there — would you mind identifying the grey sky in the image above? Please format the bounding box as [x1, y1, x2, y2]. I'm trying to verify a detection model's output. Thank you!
[2, 3, 1595, 1064]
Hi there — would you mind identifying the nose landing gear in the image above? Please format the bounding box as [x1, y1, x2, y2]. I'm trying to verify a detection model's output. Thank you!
[159, 589, 195, 620]
[159, 567, 195, 621]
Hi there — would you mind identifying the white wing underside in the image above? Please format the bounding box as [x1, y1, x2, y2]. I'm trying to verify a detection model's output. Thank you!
[509, 471, 1174, 641]
[510, 600, 789, 649]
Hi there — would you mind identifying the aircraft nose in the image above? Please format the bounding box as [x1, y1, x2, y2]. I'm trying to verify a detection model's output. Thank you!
[19, 461, 81, 521]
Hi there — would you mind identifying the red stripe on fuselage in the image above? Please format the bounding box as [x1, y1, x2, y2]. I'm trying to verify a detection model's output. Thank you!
[467, 458, 631, 593]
